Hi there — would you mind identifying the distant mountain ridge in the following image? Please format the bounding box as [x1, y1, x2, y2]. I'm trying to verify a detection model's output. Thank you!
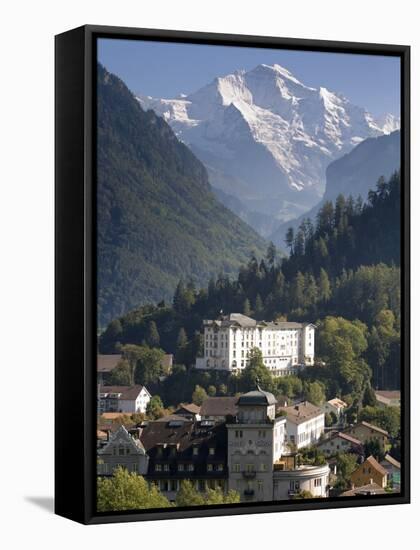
[97, 64, 266, 326]
[138, 63, 399, 234]
[270, 130, 400, 247]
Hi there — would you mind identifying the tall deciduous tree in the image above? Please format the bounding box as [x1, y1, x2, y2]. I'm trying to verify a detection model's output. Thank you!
[97, 468, 170, 511]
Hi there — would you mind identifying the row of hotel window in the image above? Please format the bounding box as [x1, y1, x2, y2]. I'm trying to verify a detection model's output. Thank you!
[155, 463, 224, 472]
[110, 446, 219, 457]
[205, 348, 297, 357]
[205, 331, 302, 340]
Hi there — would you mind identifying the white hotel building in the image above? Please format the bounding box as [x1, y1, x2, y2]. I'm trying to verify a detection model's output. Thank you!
[195, 313, 315, 376]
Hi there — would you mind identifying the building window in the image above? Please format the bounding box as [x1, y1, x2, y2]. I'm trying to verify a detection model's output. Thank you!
[118, 447, 125, 456]
[178, 464, 184, 471]
[193, 447, 199, 455]
[188, 464, 194, 471]
[132, 463, 138, 473]
[155, 464, 162, 472]
[258, 480, 264, 491]
[246, 464, 255, 472]
[234, 463, 240, 472]
[235, 430, 243, 438]
[163, 464, 169, 472]
[207, 464, 213, 472]
[314, 478, 322, 487]
[209, 448, 215, 455]
[260, 463, 267, 472]
[217, 464, 224, 471]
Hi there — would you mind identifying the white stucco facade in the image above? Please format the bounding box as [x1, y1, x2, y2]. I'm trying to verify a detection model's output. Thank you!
[226, 389, 286, 502]
[195, 314, 315, 376]
[281, 402, 325, 449]
[273, 463, 330, 499]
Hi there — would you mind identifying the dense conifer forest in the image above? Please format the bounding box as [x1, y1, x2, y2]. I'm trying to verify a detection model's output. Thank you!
[100, 172, 401, 405]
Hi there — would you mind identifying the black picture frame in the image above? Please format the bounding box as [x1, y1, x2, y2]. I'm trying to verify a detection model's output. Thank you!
[55, 24, 410, 525]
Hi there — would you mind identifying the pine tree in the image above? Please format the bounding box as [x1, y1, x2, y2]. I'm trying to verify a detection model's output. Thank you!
[254, 294, 264, 319]
[285, 227, 294, 254]
[146, 320, 160, 347]
[266, 241, 277, 268]
[243, 298, 251, 316]
[318, 268, 331, 302]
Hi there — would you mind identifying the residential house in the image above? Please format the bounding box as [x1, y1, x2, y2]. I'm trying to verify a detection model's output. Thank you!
[98, 385, 151, 414]
[374, 390, 401, 408]
[279, 401, 325, 449]
[350, 455, 387, 489]
[97, 425, 149, 476]
[317, 432, 363, 457]
[173, 403, 201, 421]
[323, 398, 348, 421]
[380, 454, 401, 490]
[97, 354, 122, 385]
[341, 482, 386, 497]
[345, 421, 389, 451]
[200, 396, 239, 422]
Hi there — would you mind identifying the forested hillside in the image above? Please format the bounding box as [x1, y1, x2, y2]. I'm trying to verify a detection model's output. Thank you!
[271, 131, 400, 248]
[97, 64, 266, 326]
[100, 172, 401, 392]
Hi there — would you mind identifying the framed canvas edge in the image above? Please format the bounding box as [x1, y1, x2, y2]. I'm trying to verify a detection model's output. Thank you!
[55, 24, 411, 526]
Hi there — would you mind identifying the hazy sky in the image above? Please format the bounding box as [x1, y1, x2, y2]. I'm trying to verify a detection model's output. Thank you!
[98, 38, 401, 118]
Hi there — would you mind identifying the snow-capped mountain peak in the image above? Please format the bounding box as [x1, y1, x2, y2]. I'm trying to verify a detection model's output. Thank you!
[137, 64, 400, 235]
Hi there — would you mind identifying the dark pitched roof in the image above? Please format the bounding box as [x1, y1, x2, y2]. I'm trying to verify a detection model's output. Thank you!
[175, 403, 201, 415]
[99, 385, 147, 400]
[154, 414, 189, 423]
[374, 390, 400, 400]
[279, 401, 324, 424]
[200, 397, 238, 417]
[361, 455, 388, 477]
[237, 386, 277, 406]
[359, 421, 389, 437]
[97, 354, 123, 373]
[341, 482, 387, 497]
[382, 454, 401, 469]
[336, 432, 362, 446]
[140, 420, 227, 478]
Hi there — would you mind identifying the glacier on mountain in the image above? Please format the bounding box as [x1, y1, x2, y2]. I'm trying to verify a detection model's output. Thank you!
[137, 63, 399, 236]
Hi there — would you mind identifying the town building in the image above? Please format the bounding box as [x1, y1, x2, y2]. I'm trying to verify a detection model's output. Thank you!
[322, 398, 348, 421]
[140, 417, 228, 501]
[98, 385, 151, 414]
[345, 421, 389, 451]
[96, 385, 330, 502]
[195, 313, 315, 375]
[226, 386, 287, 501]
[273, 458, 330, 499]
[316, 432, 363, 456]
[200, 396, 239, 422]
[97, 354, 122, 386]
[340, 482, 387, 497]
[374, 390, 401, 408]
[350, 455, 388, 489]
[173, 403, 201, 421]
[97, 425, 149, 476]
[279, 401, 325, 449]
[380, 454, 401, 490]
